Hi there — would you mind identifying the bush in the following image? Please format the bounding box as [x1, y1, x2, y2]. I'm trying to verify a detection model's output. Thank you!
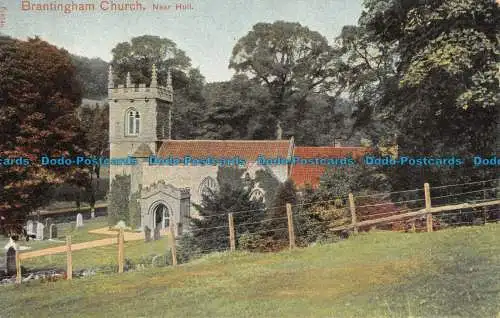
[108, 175, 131, 226]
[176, 233, 201, 264]
[237, 232, 262, 251]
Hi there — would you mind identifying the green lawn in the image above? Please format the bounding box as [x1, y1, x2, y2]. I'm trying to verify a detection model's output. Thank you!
[0, 217, 112, 252]
[2, 224, 499, 318]
[22, 235, 171, 272]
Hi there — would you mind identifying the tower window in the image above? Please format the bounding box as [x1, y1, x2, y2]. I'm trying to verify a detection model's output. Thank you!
[126, 109, 140, 136]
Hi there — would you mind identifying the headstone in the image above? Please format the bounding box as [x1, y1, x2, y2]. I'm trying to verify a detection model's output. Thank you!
[43, 218, 53, 240]
[49, 224, 58, 239]
[26, 220, 34, 235]
[4, 238, 18, 276]
[30, 221, 36, 236]
[0, 255, 5, 274]
[144, 226, 151, 242]
[36, 222, 45, 240]
[153, 226, 160, 240]
[44, 217, 53, 228]
[76, 213, 83, 228]
[5, 247, 16, 276]
[91, 208, 95, 219]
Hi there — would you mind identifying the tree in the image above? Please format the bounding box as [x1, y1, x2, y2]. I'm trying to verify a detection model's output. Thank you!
[108, 175, 130, 226]
[190, 167, 265, 251]
[262, 179, 297, 241]
[229, 21, 347, 133]
[296, 159, 391, 243]
[352, 0, 499, 189]
[0, 36, 85, 237]
[71, 55, 108, 99]
[79, 103, 109, 211]
[111, 35, 191, 86]
[336, 24, 399, 145]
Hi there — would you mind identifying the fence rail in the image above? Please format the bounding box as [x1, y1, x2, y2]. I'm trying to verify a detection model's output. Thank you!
[8, 180, 500, 285]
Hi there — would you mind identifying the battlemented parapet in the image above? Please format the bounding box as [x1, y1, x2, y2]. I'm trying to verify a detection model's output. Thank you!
[108, 64, 173, 102]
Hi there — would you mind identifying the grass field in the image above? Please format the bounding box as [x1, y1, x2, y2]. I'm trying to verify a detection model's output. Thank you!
[21, 234, 171, 272]
[1, 224, 499, 318]
[0, 217, 112, 252]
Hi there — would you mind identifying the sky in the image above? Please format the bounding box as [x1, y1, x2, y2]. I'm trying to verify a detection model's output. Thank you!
[1, 0, 364, 83]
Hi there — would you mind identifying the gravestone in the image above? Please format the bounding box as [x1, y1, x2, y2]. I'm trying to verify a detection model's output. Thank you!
[91, 208, 95, 219]
[76, 213, 83, 228]
[5, 247, 16, 276]
[30, 221, 36, 236]
[43, 218, 53, 240]
[144, 226, 151, 242]
[49, 224, 58, 239]
[36, 222, 45, 240]
[26, 220, 34, 235]
[0, 255, 5, 274]
[153, 226, 160, 240]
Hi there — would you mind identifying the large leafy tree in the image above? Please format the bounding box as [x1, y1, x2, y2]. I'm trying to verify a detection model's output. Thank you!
[200, 74, 274, 139]
[229, 21, 347, 137]
[78, 103, 109, 211]
[0, 36, 85, 236]
[336, 24, 399, 145]
[71, 55, 108, 99]
[346, 0, 499, 188]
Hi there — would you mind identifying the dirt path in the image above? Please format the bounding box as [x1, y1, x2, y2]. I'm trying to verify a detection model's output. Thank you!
[19, 227, 169, 260]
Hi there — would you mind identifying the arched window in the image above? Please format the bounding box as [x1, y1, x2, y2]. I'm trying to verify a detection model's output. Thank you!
[199, 177, 218, 198]
[126, 109, 140, 136]
[250, 189, 265, 202]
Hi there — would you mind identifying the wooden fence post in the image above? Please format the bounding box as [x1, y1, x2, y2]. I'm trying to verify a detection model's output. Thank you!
[15, 251, 21, 284]
[169, 222, 177, 266]
[424, 183, 433, 232]
[118, 228, 124, 273]
[286, 203, 295, 249]
[348, 193, 358, 234]
[66, 235, 72, 280]
[228, 213, 236, 251]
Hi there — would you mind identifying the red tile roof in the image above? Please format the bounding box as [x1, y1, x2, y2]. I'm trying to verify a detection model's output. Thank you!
[291, 146, 369, 189]
[157, 139, 292, 161]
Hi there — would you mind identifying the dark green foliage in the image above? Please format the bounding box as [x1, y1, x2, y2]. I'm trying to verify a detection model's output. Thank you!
[190, 167, 265, 252]
[200, 75, 275, 140]
[295, 161, 391, 244]
[254, 169, 281, 208]
[108, 175, 131, 226]
[71, 55, 108, 99]
[176, 233, 202, 263]
[262, 179, 297, 241]
[342, 0, 500, 190]
[128, 190, 141, 229]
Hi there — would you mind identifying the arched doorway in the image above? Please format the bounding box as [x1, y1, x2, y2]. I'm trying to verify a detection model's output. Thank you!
[153, 204, 169, 229]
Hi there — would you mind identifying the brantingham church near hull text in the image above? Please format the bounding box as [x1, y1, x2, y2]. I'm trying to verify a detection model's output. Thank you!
[108, 65, 369, 236]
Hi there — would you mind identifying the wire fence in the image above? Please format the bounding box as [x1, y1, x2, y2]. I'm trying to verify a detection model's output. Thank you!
[2, 180, 499, 285]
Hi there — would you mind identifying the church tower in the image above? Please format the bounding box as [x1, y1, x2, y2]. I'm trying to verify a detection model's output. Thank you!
[108, 65, 173, 182]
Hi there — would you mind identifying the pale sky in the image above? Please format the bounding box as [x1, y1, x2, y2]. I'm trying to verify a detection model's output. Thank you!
[1, 0, 363, 82]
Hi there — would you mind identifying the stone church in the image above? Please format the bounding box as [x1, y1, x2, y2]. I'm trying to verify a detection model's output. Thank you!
[108, 65, 369, 236]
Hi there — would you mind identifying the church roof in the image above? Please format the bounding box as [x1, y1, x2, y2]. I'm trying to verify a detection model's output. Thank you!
[291, 146, 369, 189]
[157, 139, 292, 161]
[133, 143, 154, 157]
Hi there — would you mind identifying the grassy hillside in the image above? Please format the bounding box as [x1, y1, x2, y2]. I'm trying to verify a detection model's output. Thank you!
[2, 224, 499, 318]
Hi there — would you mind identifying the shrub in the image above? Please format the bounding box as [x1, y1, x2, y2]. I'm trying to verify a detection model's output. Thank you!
[237, 232, 262, 251]
[176, 233, 201, 264]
